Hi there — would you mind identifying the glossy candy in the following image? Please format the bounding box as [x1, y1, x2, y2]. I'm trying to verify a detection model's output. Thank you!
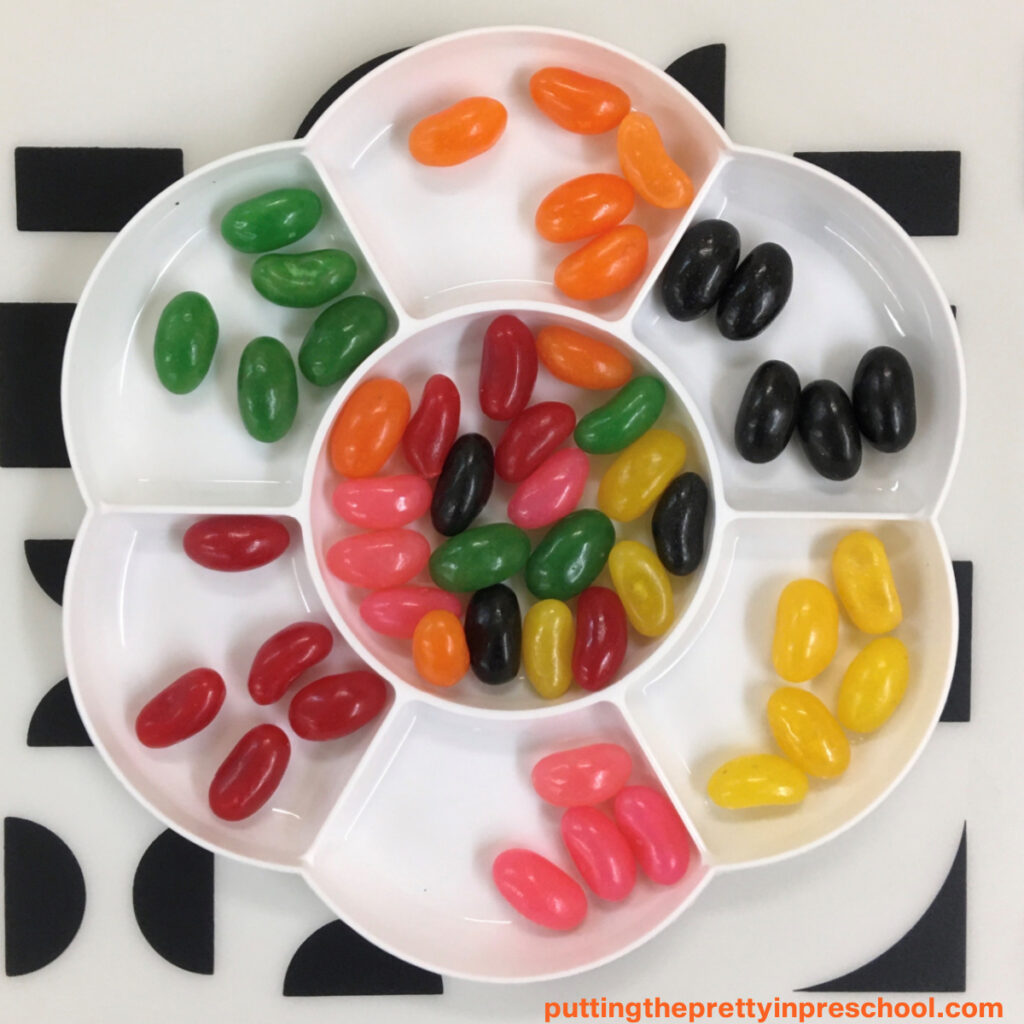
[495, 402, 575, 482]
[734, 360, 801, 463]
[554, 225, 649, 302]
[403, 374, 460, 478]
[412, 610, 470, 687]
[508, 448, 589, 530]
[767, 686, 850, 779]
[326, 529, 430, 589]
[772, 579, 839, 683]
[574, 376, 665, 454]
[716, 243, 793, 340]
[237, 337, 298, 443]
[616, 112, 694, 210]
[797, 380, 862, 481]
[652, 473, 709, 577]
[531, 743, 633, 806]
[464, 584, 521, 684]
[135, 668, 226, 748]
[529, 67, 630, 135]
[359, 586, 462, 638]
[183, 515, 290, 571]
[535, 173, 635, 242]
[522, 599, 574, 699]
[852, 346, 916, 453]
[408, 97, 507, 166]
[220, 188, 322, 253]
[479, 315, 538, 421]
[248, 621, 333, 706]
[608, 540, 674, 637]
[832, 531, 902, 633]
[298, 295, 389, 387]
[561, 806, 636, 901]
[707, 754, 808, 809]
[660, 219, 741, 321]
[330, 378, 410, 477]
[612, 786, 690, 885]
[251, 249, 357, 308]
[289, 671, 388, 741]
[526, 508, 615, 600]
[838, 636, 910, 733]
[598, 428, 687, 522]
[536, 325, 632, 390]
[332, 475, 432, 530]
[431, 433, 494, 536]
[492, 849, 587, 931]
[572, 587, 628, 691]
[209, 724, 290, 821]
[429, 523, 531, 593]
[154, 291, 218, 394]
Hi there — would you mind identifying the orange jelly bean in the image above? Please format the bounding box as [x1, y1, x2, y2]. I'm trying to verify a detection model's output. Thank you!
[617, 112, 694, 210]
[536, 326, 633, 390]
[412, 610, 470, 687]
[330, 378, 410, 478]
[529, 67, 630, 134]
[554, 225, 648, 302]
[408, 97, 507, 167]
[535, 174, 635, 243]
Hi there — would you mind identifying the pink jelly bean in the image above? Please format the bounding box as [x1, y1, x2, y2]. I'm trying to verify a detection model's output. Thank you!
[325, 529, 430, 589]
[612, 785, 691, 885]
[560, 806, 636, 902]
[359, 586, 463, 637]
[531, 743, 633, 807]
[507, 447, 589, 530]
[332, 475, 432, 529]
[492, 848, 587, 931]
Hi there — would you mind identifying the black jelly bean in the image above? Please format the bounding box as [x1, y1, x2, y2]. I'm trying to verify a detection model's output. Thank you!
[652, 473, 709, 576]
[716, 242, 793, 340]
[660, 219, 741, 322]
[734, 360, 801, 463]
[431, 433, 494, 537]
[797, 380, 862, 481]
[464, 584, 521, 684]
[852, 346, 916, 453]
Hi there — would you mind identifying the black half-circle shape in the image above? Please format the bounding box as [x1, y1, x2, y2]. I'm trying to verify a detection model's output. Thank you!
[27, 678, 92, 747]
[132, 829, 214, 974]
[941, 561, 972, 722]
[664, 43, 726, 127]
[284, 919, 442, 996]
[4, 816, 86, 976]
[24, 538, 73, 606]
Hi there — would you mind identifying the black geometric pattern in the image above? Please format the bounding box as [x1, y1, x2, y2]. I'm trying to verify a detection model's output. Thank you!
[942, 562, 972, 723]
[27, 679, 92, 747]
[24, 538, 74, 606]
[664, 43, 726, 127]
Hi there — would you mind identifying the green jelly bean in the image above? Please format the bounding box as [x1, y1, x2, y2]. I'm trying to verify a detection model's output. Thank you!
[251, 249, 357, 308]
[237, 337, 298, 442]
[430, 524, 531, 593]
[153, 291, 218, 394]
[574, 376, 667, 454]
[299, 295, 389, 387]
[220, 188, 322, 254]
[525, 509, 615, 600]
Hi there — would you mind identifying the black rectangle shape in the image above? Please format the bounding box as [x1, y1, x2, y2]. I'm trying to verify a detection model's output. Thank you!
[941, 560, 972, 722]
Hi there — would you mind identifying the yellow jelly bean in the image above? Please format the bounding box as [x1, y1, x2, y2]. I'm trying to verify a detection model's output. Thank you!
[608, 540, 674, 637]
[771, 579, 839, 683]
[832, 531, 903, 634]
[767, 686, 850, 779]
[597, 428, 686, 522]
[522, 599, 574, 699]
[838, 636, 909, 733]
[707, 754, 808, 809]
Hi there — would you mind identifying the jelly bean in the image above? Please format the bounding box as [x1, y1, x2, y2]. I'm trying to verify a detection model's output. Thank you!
[495, 402, 576, 483]
[616, 112, 694, 210]
[832, 531, 902, 634]
[237, 337, 298, 443]
[716, 242, 793, 340]
[326, 529, 430, 589]
[734, 360, 801, 463]
[771, 579, 839, 683]
[429, 523, 531, 593]
[608, 540, 675, 637]
[403, 374, 460, 478]
[554, 225, 649, 302]
[332, 475, 432, 530]
[598, 428, 687, 522]
[529, 67, 630, 135]
[298, 295, 389, 387]
[154, 291, 218, 394]
[359, 586, 462, 638]
[288, 670, 388, 741]
[838, 636, 910, 733]
[492, 849, 587, 931]
[767, 686, 850, 779]
[431, 433, 494, 536]
[479, 315, 538, 421]
[652, 472, 709, 577]
[220, 187, 322, 253]
[135, 668, 226, 748]
[412, 610, 469, 687]
[707, 754, 808, 809]
[660, 219, 741, 321]
[408, 97, 507, 166]
[561, 806, 636, 901]
[612, 786, 691, 885]
[248, 622, 334, 706]
[330, 378, 410, 477]
[852, 346, 916, 453]
[183, 515, 290, 571]
[574, 376, 665, 454]
[251, 249, 357, 308]
[535, 174, 634, 243]
[797, 380, 862, 481]
[531, 743, 633, 806]
[526, 509, 615, 600]
[572, 587, 628, 691]
[535, 325, 632, 390]
[508, 448, 589, 530]
[522, 599, 574, 699]
[209, 724, 290, 821]
[464, 584, 521, 684]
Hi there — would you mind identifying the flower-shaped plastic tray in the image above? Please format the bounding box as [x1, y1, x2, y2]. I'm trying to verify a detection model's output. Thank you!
[61, 26, 964, 982]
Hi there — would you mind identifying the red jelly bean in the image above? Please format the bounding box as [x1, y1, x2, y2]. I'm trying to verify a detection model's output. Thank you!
[494, 401, 576, 482]
[507, 448, 588, 530]
[560, 806, 636, 902]
[326, 529, 430, 589]
[612, 785, 691, 885]
[492, 848, 587, 931]
[359, 586, 462, 637]
[248, 621, 333, 706]
[288, 670, 389, 741]
[332, 475, 432, 529]
[403, 374, 460, 478]
[183, 515, 289, 571]
[572, 587, 628, 691]
[531, 743, 633, 807]
[135, 668, 226, 748]
[209, 724, 290, 821]
[479, 315, 538, 421]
